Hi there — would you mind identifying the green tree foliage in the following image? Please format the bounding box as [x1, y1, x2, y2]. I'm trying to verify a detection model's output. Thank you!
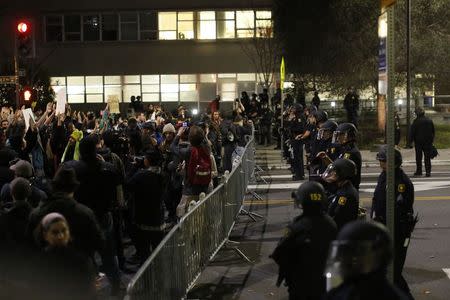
[274, 0, 450, 96]
[274, 0, 378, 95]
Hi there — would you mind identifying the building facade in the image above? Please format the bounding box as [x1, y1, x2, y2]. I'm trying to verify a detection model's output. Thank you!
[0, 0, 274, 113]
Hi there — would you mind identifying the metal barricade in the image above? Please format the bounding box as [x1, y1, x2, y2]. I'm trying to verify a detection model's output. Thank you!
[125, 133, 255, 300]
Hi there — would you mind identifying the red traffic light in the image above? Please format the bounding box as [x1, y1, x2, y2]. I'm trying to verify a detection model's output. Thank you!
[23, 88, 32, 101]
[17, 22, 29, 34]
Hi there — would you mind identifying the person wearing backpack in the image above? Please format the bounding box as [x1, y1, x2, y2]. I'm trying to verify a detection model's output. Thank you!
[176, 125, 211, 218]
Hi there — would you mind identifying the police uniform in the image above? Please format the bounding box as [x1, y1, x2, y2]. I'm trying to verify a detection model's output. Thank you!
[271, 214, 337, 300]
[338, 143, 362, 190]
[371, 168, 415, 297]
[290, 116, 305, 179]
[328, 181, 359, 230]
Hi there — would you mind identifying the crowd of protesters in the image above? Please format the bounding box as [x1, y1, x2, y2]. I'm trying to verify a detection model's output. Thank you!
[0, 94, 257, 299]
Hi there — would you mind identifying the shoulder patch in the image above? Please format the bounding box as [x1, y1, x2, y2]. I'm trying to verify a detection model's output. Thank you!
[338, 196, 347, 206]
[283, 227, 291, 238]
[344, 153, 351, 159]
[331, 148, 335, 154]
[398, 184, 406, 193]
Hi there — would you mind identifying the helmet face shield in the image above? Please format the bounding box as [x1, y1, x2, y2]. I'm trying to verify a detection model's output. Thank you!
[318, 128, 332, 141]
[321, 164, 338, 183]
[332, 131, 347, 144]
[324, 240, 380, 291]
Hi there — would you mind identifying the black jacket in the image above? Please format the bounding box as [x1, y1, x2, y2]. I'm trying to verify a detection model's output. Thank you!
[338, 142, 362, 190]
[372, 168, 415, 238]
[271, 213, 337, 299]
[410, 115, 434, 145]
[28, 193, 104, 257]
[64, 159, 120, 219]
[328, 181, 359, 230]
[126, 167, 165, 226]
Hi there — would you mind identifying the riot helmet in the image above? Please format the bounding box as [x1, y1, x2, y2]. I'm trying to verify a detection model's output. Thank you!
[332, 123, 358, 144]
[376, 145, 402, 168]
[292, 103, 303, 115]
[321, 158, 356, 183]
[317, 120, 338, 141]
[291, 181, 326, 213]
[313, 110, 328, 124]
[324, 220, 392, 291]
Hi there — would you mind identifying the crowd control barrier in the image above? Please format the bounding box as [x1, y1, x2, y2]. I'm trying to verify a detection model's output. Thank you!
[125, 133, 256, 300]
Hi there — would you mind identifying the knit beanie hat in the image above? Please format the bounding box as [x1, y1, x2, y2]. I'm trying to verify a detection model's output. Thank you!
[163, 123, 176, 134]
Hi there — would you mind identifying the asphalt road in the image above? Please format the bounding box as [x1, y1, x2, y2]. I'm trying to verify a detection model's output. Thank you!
[188, 164, 450, 300]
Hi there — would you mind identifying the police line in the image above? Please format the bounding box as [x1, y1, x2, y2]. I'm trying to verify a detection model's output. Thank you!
[125, 132, 255, 300]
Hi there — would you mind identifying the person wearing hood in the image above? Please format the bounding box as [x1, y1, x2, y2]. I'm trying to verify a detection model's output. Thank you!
[61, 129, 83, 163]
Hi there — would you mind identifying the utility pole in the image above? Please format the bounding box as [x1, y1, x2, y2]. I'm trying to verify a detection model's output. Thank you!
[379, 0, 396, 283]
[406, 0, 412, 147]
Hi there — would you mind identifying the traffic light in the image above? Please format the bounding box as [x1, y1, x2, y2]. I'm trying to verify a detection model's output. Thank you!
[16, 20, 34, 58]
[23, 87, 32, 101]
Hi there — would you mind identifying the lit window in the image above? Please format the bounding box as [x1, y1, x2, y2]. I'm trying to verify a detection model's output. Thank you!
[124, 75, 140, 84]
[158, 12, 177, 40]
[123, 85, 141, 103]
[120, 13, 138, 40]
[67, 76, 84, 95]
[217, 11, 235, 39]
[45, 16, 62, 42]
[83, 15, 100, 41]
[256, 10, 273, 38]
[50, 77, 66, 86]
[102, 14, 118, 41]
[64, 15, 81, 41]
[161, 75, 179, 102]
[198, 11, 216, 40]
[140, 12, 157, 40]
[177, 12, 194, 40]
[237, 73, 256, 81]
[200, 74, 216, 83]
[104, 76, 121, 85]
[67, 76, 84, 103]
[236, 11, 255, 38]
[85, 76, 103, 94]
[142, 75, 160, 101]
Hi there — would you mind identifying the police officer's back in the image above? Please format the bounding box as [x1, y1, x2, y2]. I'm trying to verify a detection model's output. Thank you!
[322, 158, 359, 230]
[324, 221, 409, 300]
[271, 181, 337, 300]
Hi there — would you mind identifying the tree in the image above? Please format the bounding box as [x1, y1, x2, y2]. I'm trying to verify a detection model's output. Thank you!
[240, 23, 281, 90]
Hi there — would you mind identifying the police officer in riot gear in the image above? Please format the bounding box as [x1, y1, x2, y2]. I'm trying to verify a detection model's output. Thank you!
[289, 104, 305, 181]
[324, 220, 409, 300]
[322, 158, 359, 230]
[410, 106, 435, 177]
[317, 123, 362, 190]
[372, 145, 416, 299]
[310, 120, 339, 179]
[271, 181, 337, 300]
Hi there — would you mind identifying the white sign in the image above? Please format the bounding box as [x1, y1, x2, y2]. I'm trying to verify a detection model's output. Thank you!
[107, 95, 120, 114]
[22, 108, 35, 132]
[55, 87, 66, 115]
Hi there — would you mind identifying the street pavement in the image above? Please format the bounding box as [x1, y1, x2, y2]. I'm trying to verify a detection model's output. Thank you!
[188, 146, 450, 300]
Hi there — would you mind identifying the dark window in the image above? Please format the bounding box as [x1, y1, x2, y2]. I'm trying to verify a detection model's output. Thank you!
[45, 16, 63, 42]
[64, 15, 81, 41]
[120, 12, 138, 40]
[102, 14, 118, 41]
[83, 15, 100, 41]
[139, 11, 157, 40]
